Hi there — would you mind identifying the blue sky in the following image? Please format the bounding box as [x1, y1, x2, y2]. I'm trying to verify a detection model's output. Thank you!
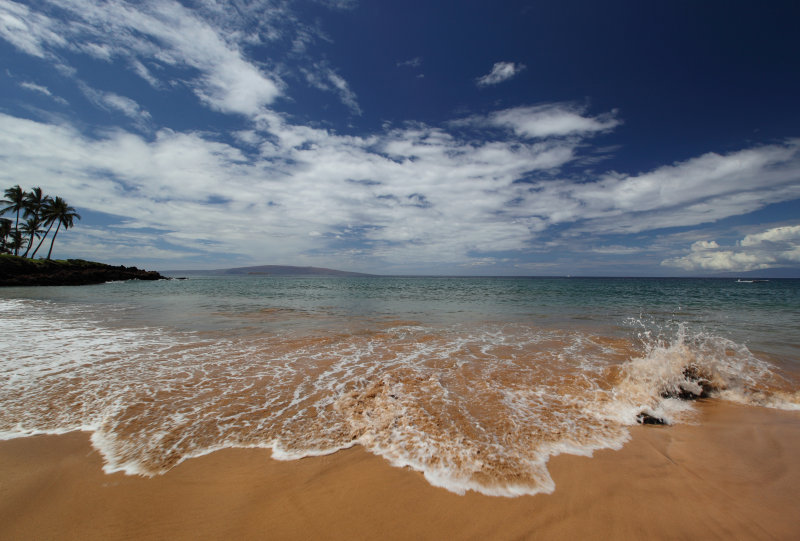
[1, 0, 799, 275]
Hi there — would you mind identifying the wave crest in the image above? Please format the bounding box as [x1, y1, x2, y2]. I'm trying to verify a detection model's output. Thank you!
[1, 300, 798, 497]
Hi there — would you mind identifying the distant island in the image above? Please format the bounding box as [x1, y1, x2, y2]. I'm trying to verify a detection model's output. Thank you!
[168, 264, 374, 277]
[0, 255, 165, 287]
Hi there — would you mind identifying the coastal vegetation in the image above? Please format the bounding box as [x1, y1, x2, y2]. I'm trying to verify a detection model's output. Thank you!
[0, 185, 167, 286]
[1, 185, 80, 260]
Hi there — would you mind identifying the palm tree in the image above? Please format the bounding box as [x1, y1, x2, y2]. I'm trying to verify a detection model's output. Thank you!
[20, 216, 46, 258]
[21, 187, 52, 257]
[43, 197, 81, 260]
[30, 197, 55, 259]
[1, 185, 26, 255]
[31, 196, 58, 259]
[0, 218, 11, 253]
[7, 230, 25, 256]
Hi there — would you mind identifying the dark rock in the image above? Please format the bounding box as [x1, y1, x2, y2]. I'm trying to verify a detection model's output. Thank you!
[660, 365, 715, 400]
[682, 366, 715, 397]
[0, 255, 166, 286]
[636, 412, 667, 425]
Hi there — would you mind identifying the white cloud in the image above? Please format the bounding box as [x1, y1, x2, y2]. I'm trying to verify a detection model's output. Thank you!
[662, 225, 800, 272]
[590, 245, 649, 255]
[326, 70, 361, 115]
[101, 93, 150, 121]
[1, 0, 284, 117]
[54, 225, 202, 263]
[1, 105, 799, 271]
[19, 81, 51, 96]
[8, 0, 373, 120]
[397, 57, 422, 68]
[19, 80, 69, 105]
[78, 83, 151, 127]
[476, 61, 525, 86]
[1, 0, 374, 134]
[0, 105, 598, 268]
[302, 62, 362, 115]
[523, 140, 800, 235]
[78, 41, 113, 61]
[487, 104, 620, 139]
[100, 0, 283, 116]
[130, 59, 160, 88]
[583, 144, 800, 213]
[0, 0, 66, 57]
[690, 240, 720, 251]
[740, 225, 800, 247]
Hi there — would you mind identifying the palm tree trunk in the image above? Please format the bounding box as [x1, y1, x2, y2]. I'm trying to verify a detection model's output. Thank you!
[46, 221, 62, 260]
[13, 208, 20, 256]
[22, 232, 35, 258]
[31, 222, 54, 259]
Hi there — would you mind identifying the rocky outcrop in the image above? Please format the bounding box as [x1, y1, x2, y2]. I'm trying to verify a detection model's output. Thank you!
[636, 365, 717, 426]
[0, 256, 166, 286]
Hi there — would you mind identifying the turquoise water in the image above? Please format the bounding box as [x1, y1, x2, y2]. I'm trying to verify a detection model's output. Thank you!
[9, 275, 799, 337]
[9, 275, 798, 359]
[1, 276, 798, 496]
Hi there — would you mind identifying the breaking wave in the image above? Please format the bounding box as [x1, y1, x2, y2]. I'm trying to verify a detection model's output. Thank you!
[1, 298, 797, 497]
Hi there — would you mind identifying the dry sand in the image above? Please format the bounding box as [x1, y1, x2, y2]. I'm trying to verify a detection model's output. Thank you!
[1, 400, 798, 541]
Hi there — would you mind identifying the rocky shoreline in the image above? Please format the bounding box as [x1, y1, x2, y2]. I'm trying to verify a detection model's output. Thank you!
[0, 256, 166, 286]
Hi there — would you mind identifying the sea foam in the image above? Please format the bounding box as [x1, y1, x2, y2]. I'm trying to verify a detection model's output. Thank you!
[1, 298, 797, 497]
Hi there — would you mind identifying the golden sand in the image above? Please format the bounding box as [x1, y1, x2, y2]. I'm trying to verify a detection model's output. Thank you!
[1, 401, 798, 540]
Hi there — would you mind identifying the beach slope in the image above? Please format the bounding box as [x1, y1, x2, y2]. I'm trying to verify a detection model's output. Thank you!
[1, 401, 798, 540]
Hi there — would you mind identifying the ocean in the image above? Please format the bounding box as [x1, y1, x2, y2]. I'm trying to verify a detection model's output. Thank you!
[1, 275, 798, 497]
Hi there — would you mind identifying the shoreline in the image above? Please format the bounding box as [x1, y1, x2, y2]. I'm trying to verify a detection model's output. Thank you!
[1, 400, 798, 540]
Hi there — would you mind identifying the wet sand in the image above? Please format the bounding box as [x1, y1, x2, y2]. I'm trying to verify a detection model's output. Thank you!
[1, 401, 798, 541]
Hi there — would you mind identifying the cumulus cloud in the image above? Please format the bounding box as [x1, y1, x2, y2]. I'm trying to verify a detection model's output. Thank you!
[662, 225, 800, 272]
[2, 103, 799, 271]
[741, 225, 800, 247]
[476, 61, 525, 86]
[0, 104, 600, 267]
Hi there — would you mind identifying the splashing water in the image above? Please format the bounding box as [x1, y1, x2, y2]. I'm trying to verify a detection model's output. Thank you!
[1, 278, 798, 497]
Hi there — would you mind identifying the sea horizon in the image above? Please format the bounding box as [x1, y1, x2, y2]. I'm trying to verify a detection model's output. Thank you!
[159, 267, 800, 279]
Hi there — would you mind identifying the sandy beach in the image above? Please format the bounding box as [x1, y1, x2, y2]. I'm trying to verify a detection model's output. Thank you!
[1, 400, 798, 541]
